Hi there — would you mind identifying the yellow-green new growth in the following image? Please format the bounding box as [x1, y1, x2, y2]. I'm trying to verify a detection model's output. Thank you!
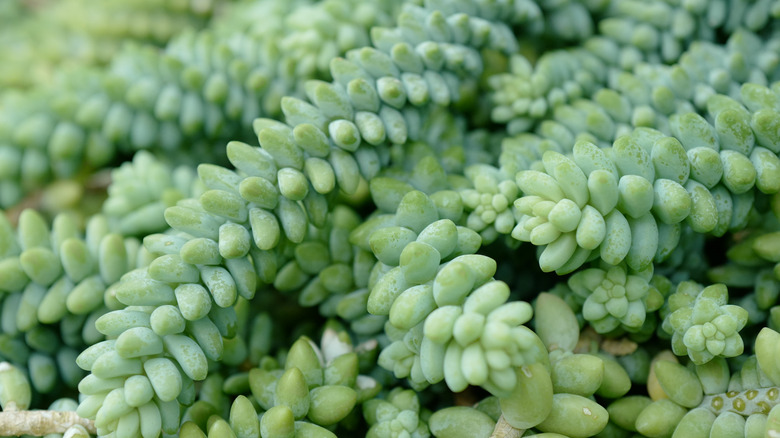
[663, 282, 748, 365]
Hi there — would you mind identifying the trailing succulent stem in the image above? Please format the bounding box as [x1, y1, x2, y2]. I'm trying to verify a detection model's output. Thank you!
[4, 0, 780, 438]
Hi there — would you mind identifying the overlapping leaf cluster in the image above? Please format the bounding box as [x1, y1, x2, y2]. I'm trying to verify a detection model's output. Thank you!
[4, 0, 780, 438]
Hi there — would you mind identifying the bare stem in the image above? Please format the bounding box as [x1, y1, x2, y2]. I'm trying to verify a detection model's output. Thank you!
[0, 410, 96, 436]
[490, 414, 524, 438]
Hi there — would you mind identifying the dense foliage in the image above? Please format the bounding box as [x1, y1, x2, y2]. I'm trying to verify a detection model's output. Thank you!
[2, 0, 780, 437]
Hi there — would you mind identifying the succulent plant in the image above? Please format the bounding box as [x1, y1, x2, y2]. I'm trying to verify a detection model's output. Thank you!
[3, 0, 780, 437]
